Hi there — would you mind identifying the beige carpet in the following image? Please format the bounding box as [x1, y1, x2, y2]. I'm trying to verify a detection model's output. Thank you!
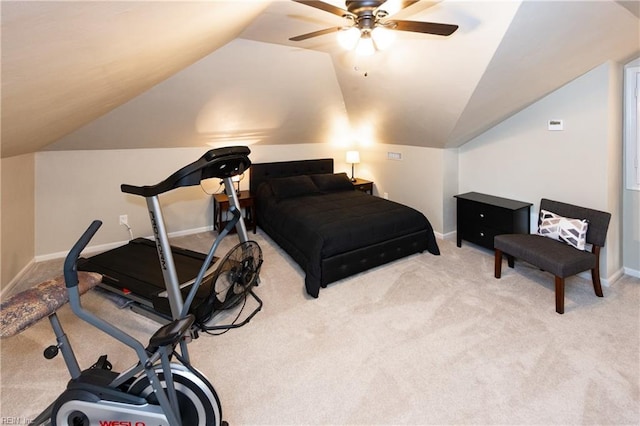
[1, 230, 638, 425]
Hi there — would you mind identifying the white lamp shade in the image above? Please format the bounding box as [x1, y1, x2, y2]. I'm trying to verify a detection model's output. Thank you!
[371, 26, 395, 50]
[355, 34, 375, 56]
[346, 151, 360, 164]
[337, 26, 361, 50]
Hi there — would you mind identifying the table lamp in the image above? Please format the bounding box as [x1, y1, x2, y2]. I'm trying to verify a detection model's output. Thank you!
[346, 151, 360, 182]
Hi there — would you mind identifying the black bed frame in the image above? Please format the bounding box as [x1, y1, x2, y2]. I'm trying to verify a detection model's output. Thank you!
[250, 158, 431, 297]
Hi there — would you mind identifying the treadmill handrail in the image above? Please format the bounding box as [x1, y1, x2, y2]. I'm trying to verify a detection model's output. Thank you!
[121, 146, 251, 198]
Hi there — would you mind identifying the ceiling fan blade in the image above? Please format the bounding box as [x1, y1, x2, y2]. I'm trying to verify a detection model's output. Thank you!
[388, 19, 458, 36]
[289, 26, 341, 41]
[396, 1, 421, 11]
[375, 0, 421, 17]
[292, 0, 351, 18]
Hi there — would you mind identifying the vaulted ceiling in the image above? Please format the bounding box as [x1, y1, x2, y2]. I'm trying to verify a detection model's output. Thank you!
[2, 0, 639, 158]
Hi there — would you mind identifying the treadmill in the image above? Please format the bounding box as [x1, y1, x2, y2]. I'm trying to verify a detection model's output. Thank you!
[78, 146, 252, 322]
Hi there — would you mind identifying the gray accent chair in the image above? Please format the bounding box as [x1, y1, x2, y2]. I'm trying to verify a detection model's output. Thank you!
[494, 199, 611, 314]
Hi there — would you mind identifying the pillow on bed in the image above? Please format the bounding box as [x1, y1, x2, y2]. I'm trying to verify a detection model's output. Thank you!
[268, 175, 321, 200]
[310, 172, 354, 192]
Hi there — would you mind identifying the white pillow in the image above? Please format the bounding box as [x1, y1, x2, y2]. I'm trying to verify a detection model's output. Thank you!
[537, 209, 589, 250]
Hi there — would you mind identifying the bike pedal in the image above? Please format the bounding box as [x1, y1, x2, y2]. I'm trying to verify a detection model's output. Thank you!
[44, 345, 59, 360]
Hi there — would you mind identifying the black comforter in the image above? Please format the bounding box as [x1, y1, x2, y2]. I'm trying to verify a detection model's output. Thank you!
[256, 173, 440, 297]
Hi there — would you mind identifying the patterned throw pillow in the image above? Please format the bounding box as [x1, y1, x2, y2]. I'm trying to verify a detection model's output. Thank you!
[537, 209, 589, 250]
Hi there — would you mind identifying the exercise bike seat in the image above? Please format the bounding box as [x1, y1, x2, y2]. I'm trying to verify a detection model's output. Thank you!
[0, 272, 102, 338]
[147, 314, 195, 352]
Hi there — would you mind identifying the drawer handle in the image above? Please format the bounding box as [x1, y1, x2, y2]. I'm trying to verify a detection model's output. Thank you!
[479, 213, 485, 218]
[480, 232, 485, 237]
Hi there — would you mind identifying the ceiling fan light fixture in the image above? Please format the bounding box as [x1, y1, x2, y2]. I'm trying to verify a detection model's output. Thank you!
[289, 1, 458, 53]
[355, 33, 375, 56]
[371, 26, 395, 50]
[337, 26, 361, 50]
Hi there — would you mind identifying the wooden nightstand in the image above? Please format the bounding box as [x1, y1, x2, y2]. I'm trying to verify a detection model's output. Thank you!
[351, 178, 373, 194]
[213, 190, 256, 234]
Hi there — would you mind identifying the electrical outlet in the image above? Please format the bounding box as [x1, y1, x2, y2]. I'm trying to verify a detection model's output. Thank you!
[383, 192, 389, 200]
[119, 215, 128, 226]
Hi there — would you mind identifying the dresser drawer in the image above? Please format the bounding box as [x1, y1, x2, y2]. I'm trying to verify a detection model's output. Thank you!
[455, 192, 532, 251]
[459, 201, 513, 232]
[461, 224, 503, 249]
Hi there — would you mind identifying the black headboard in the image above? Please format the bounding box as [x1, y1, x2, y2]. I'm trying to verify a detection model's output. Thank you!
[250, 158, 334, 194]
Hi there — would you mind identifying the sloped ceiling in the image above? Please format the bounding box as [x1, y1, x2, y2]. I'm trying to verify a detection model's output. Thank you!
[42, 38, 350, 151]
[1, 0, 639, 158]
[1, 1, 270, 158]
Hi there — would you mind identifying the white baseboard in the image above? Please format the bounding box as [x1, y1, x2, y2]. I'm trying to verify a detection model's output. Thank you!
[623, 266, 640, 279]
[569, 269, 624, 287]
[2, 258, 36, 299]
[33, 225, 214, 263]
[168, 225, 212, 239]
[603, 268, 625, 286]
[440, 231, 456, 241]
[579, 268, 634, 286]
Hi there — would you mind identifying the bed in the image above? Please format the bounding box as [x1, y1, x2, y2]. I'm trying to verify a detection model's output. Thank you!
[250, 158, 440, 297]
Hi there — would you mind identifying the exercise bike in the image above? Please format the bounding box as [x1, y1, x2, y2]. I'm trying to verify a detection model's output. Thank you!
[19, 155, 264, 425]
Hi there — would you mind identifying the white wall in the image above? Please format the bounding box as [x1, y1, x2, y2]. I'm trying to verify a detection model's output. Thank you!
[34, 144, 334, 257]
[34, 142, 450, 257]
[1, 154, 35, 287]
[354, 144, 451, 237]
[459, 62, 624, 281]
[36, 148, 210, 257]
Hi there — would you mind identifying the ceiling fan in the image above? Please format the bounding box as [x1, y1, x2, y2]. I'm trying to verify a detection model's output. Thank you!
[289, 0, 459, 55]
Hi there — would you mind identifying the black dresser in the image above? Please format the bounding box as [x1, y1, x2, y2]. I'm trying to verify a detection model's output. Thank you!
[454, 192, 532, 250]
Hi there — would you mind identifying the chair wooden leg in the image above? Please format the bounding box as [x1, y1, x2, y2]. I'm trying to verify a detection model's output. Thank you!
[591, 269, 604, 297]
[494, 249, 503, 278]
[591, 245, 603, 297]
[555, 276, 565, 314]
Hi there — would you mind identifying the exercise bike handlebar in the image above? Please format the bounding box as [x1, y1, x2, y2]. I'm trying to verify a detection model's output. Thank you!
[64, 220, 103, 289]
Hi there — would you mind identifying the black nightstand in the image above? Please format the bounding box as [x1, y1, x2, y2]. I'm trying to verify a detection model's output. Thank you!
[454, 192, 532, 250]
[351, 178, 373, 194]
